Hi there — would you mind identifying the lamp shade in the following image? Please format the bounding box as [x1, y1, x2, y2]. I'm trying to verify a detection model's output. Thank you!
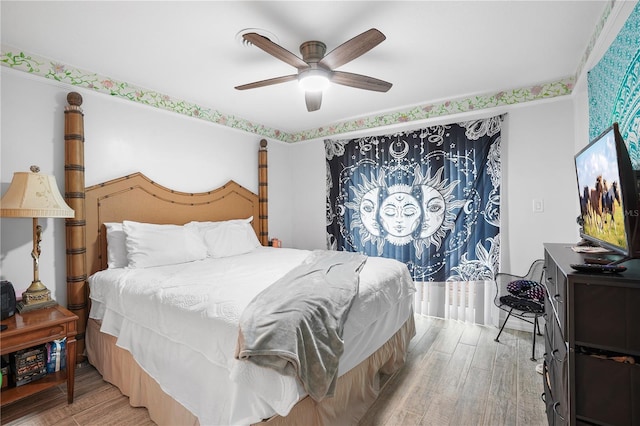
[1, 167, 74, 218]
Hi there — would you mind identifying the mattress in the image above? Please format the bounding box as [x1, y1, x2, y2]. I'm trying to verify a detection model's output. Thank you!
[88, 247, 415, 425]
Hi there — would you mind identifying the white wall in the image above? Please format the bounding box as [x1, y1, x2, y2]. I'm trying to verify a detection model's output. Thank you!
[2, 0, 633, 305]
[284, 0, 638, 273]
[0, 68, 292, 304]
[264, 138, 295, 247]
[2, 71, 75, 305]
[501, 99, 580, 273]
[287, 99, 581, 275]
[0, 69, 608, 309]
[289, 139, 327, 250]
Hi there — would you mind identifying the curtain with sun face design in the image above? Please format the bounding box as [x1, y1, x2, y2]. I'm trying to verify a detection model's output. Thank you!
[325, 116, 502, 322]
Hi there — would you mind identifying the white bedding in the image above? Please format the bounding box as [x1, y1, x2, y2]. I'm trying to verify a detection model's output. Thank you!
[88, 247, 415, 425]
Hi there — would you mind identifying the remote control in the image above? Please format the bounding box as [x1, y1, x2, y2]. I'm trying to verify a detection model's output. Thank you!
[570, 263, 627, 273]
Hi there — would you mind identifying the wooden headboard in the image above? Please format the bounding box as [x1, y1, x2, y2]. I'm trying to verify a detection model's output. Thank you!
[84, 174, 262, 275]
[62, 92, 268, 361]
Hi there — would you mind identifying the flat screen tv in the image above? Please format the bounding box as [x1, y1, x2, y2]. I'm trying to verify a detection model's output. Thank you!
[575, 123, 639, 261]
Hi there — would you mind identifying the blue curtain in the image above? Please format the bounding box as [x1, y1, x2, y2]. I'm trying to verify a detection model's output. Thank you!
[325, 116, 502, 283]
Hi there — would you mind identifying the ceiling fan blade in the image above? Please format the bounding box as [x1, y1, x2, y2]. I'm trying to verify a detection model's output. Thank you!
[243, 33, 309, 70]
[319, 28, 386, 70]
[331, 71, 392, 92]
[305, 91, 322, 112]
[235, 74, 298, 90]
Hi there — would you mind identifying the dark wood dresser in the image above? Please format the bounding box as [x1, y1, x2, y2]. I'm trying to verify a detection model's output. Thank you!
[542, 243, 640, 425]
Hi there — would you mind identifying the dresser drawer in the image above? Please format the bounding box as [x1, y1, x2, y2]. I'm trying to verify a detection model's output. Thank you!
[553, 272, 566, 332]
[544, 254, 566, 332]
[573, 282, 633, 351]
[574, 352, 640, 425]
[544, 320, 568, 424]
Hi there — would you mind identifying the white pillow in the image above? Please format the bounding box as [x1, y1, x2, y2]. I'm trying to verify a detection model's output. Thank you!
[185, 216, 254, 237]
[123, 221, 208, 268]
[203, 221, 261, 258]
[105, 222, 128, 269]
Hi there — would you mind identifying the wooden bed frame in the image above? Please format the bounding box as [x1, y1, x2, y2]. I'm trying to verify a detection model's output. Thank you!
[63, 92, 269, 360]
[62, 92, 414, 425]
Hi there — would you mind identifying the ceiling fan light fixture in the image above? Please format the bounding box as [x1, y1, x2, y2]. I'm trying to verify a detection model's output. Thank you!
[236, 28, 390, 110]
[298, 69, 330, 92]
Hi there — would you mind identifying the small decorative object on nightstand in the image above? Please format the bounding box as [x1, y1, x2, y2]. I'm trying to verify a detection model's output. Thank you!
[0, 166, 74, 312]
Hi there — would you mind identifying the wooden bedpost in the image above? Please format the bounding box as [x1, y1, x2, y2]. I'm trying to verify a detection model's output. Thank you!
[64, 92, 87, 363]
[258, 139, 268, 245]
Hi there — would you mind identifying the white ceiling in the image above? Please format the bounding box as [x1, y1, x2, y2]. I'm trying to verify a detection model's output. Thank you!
[1, 1, 611, 135]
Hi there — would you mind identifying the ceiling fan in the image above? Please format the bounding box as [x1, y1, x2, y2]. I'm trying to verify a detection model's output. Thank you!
[235, 28, 392, 112]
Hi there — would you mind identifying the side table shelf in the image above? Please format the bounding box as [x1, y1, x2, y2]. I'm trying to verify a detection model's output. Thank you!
[0, 304, 78, 406]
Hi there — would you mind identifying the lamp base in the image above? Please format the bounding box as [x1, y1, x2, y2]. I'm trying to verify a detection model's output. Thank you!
[16, 288, 57, 313]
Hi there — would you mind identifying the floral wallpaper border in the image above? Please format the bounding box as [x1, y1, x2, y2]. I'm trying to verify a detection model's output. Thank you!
[1, 0, 611, 145]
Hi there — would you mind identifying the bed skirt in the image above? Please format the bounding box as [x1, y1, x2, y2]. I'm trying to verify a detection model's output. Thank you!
[86, 314, 415, 426]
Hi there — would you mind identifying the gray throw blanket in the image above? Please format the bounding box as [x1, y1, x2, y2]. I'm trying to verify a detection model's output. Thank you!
[235, 250, 367, 401]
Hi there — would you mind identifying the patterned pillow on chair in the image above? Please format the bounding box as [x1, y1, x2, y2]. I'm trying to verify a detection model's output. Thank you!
[499, 295, 545, 313]
[507, 279, 546, 302]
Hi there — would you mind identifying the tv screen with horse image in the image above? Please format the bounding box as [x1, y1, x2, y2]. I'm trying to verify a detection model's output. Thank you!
[575, 123, 637, 257]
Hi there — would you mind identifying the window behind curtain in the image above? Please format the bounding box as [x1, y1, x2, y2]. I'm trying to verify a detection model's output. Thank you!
[325, 116, 502, 317]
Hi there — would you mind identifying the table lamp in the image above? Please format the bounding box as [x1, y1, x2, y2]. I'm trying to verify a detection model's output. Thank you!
[0, 166, 74, 312]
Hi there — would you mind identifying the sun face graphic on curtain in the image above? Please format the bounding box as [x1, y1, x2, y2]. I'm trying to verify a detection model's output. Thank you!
[344, 165, 463, 257]
[326, 116, 502, 283]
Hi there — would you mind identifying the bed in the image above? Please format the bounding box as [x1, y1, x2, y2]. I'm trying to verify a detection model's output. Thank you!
[62, 92, 416, 425]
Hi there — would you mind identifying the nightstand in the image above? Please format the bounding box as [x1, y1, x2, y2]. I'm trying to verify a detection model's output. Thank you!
[0, 304, 78, 406]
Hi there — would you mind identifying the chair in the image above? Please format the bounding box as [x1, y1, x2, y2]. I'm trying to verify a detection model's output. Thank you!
[494, 259, 545, 361]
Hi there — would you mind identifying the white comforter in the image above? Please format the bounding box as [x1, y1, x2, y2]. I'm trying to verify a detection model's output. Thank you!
[88, 247, 415, 425]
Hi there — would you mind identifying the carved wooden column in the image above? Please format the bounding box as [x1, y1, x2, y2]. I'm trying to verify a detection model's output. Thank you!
[258, 139, 269, 245]
[64, 92, 87, 362]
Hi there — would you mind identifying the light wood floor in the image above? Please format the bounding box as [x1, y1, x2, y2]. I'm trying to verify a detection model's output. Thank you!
[1, 315, 546, 426]
[360, 315, 546, 426]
